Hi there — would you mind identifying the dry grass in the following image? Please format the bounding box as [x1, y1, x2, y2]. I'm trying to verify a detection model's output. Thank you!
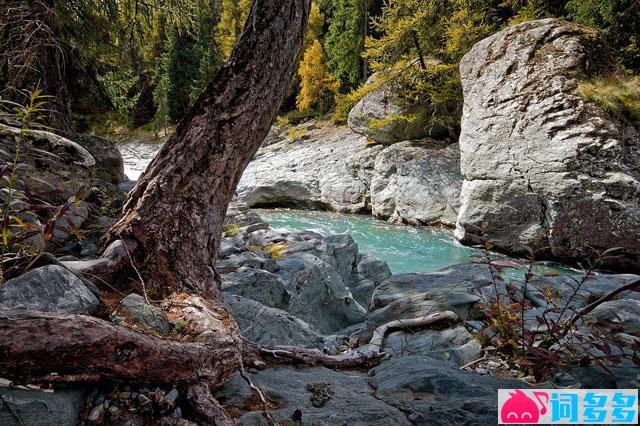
[578, 75, 640, 127]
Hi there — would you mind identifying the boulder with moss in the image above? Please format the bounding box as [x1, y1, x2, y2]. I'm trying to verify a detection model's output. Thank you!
[456, 18, 640, 271]
[347, 73, 453, 144]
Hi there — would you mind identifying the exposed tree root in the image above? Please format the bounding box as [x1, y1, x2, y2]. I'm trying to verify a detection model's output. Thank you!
[257, 311, 460, 368]
[0, 294, 242, 386]
[186, 382, 236, 426]
[61, 239, 138, 284]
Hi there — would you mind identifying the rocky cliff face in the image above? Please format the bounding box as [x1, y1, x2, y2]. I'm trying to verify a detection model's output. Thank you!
[456, 18, 640, 270]
[237, 121, 462, 226]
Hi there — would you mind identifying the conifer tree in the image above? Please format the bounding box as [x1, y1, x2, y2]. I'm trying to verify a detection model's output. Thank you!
[325, 0, 366, 89]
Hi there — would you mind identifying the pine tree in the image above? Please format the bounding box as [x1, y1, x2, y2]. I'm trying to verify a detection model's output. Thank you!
[297, 39, 339, 113]
[325, 0, 366, 89]
[567, 0, 640, 72]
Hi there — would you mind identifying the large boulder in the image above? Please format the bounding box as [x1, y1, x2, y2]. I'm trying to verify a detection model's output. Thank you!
[76, 134, 125, 184]
[0, 125, 95, 203]
[371, 142, 462, 226]
[0, 265, 99, 314]
[348, 74, 452, 144]
[456, 19, 640, 270]
[237, 122, 382, 213]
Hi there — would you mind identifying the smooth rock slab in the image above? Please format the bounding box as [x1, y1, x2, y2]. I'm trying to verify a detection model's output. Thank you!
[0, 265, 98, 314]
[383, 325, 483, 367]
[586, 299, 640, 334]
[237, 122, 382, 213]
[370, 357, 525, 426]
[216, 365, 411, 425]
[0, 386, 85, 426]
[221, 268, 290, 310]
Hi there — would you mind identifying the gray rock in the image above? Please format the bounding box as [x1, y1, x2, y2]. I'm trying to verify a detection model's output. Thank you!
[368, 263, 495, 326]
[50, 200, 90, 244]
[377, 143, 462, 226]
[326, 234, 358, 282]
[456, 19, 640, 270]
[76, 134, 125, 184]
[221, 268, 290, 310]
[28, 253, 101, 299]
[348, 73, 452, 144]
[215, 365, 410, 425]
[0, 124, 95, 203]
[276, 252, 366, 333]
[586, 299, 640, 334]
[225, 294, 324, 348]
[357, 255, 392, 284]
[523, 273, 640, 309]
[369, 357, 526, 425]
[237, 121, 382, 213]
[0, 265, 99, 314]
[115, 293, 171, 334]
[383, 325, 483, 367]
[350, 278, 376, 309]
[0, 386, 85, 426]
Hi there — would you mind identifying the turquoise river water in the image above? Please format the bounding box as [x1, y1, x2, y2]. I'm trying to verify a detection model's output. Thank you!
[256, 208, 578, 279]
[257, 209, 481, 274]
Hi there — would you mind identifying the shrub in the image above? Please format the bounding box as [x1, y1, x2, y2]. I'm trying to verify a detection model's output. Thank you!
[332, 82, 378, 124]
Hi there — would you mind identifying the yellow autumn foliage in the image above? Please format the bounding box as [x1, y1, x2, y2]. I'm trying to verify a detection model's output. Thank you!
[296, 39, 339, 113]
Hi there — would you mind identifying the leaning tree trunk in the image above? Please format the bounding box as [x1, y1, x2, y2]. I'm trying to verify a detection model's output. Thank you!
[106, 0, 311, 300]
[0, 0, 311, 415]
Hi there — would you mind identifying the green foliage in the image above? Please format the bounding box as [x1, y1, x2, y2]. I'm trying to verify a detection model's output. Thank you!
[325, 0, 366, 89]
[97, 71, 141, 125]
[365, 0, 494, 134]
[332, 81, 379, 124]
[578, 75, 640, 127]
[222, 223, 241, 237]
[567, 0, 640, 72]
[0, 90, 54, 281]
[297, 40, 340, 113]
